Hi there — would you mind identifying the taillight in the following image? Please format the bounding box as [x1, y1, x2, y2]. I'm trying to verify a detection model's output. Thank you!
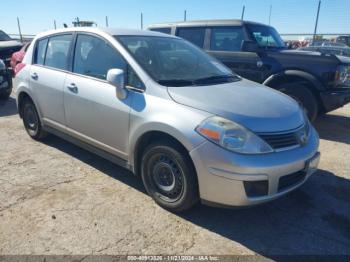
[14, 63, 26, 76]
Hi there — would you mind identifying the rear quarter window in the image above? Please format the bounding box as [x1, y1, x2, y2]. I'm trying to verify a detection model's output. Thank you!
[176, 27, 206, 48]
[34, 38, 48, 65]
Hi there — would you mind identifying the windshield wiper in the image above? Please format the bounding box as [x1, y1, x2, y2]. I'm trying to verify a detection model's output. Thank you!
[193, 74, 240, 85]
[157, 79, 195, 87]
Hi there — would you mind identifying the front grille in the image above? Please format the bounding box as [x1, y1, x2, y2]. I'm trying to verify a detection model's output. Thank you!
[259, 132, 299, 149]
[258, 124, 309, 150]
[278, 171, 306, 192]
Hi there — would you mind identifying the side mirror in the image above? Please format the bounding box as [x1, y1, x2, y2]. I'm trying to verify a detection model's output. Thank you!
[107, 68, 128, 100]
[241, 40, 260, 53]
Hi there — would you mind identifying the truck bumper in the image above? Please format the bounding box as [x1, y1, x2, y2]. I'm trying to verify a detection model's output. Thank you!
[320, 88, 350, 112]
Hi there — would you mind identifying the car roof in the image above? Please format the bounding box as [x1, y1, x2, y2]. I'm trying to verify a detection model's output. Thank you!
[148, 19, 268, 28]
[34, 27, 177, 39]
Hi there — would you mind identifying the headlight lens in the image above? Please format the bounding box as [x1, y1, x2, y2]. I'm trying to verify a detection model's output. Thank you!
[335, 65, 350, 87]
[196, 116, 273, 154]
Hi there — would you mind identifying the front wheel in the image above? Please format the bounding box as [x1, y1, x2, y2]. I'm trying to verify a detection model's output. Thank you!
[141, 141, 199, 212]
[277, 83, 319, 122]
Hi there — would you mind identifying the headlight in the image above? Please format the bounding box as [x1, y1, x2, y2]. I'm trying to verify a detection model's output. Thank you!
[335, 65, 350, 87]
[195, 116, 273, 154]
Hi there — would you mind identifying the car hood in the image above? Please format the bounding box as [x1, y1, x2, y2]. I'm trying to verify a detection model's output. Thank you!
[336, 55, 350, 64]
[0, 40, 22, 49]
[167, 79, 304, 133]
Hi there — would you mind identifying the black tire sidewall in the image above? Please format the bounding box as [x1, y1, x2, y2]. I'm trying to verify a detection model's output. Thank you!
[22, 100, 45, 140]
[278, 83, 318, 121]
[141, 142, 198, 212]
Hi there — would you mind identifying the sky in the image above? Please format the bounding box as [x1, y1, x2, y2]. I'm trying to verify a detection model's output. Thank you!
[1, 0, 349, 36]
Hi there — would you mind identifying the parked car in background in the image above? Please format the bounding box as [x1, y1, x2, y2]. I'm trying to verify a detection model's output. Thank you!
[0, 59, 12, 100]
[14, 27, 320, 211]
[0, 30, 23, 68]
[11, 42, 31, 75]
[336, 35, 350, 47]
[149, 20, 350, 121]
[308, 41, 347, 47]
[299, 45, 350, 57]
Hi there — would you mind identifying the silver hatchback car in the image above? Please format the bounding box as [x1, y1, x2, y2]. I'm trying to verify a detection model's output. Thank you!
[14, 28, 320, 211]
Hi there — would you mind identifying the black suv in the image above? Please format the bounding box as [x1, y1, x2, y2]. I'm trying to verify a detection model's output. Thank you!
[149, 20, 350, 121]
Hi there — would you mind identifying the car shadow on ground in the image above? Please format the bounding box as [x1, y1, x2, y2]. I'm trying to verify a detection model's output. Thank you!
[42, 131, 350, 257]
[314, 113, 350, 145]
[0, 97, 18, 117]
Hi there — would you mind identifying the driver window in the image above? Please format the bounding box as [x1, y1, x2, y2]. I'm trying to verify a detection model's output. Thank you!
[210, 27, 244, 51]
[73, 34, 144, 89]
[73, 34, 126, 80]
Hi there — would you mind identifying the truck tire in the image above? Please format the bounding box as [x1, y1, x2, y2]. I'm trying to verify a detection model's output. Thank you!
[277, 83, 319, 122]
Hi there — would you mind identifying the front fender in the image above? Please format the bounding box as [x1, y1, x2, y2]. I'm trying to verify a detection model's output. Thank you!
[263, 70, 325, 91]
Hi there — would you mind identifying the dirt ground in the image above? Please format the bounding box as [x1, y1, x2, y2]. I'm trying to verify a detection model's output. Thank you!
[0, 95, 350, 257]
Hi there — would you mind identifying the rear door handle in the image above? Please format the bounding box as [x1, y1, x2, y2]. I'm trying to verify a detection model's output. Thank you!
[67, 83, 78, 93]
[31, 73, 38, 80]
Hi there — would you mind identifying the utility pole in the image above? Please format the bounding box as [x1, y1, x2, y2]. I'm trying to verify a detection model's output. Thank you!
[269, 5, 272, 25]
[313, 0, 322, 41]
[54, 20, 57, 29]
[241, 5, 245, 20]
[17, 17, 23, 42]
[184, 10, 187, 21]
[105, 16, 109, 27]
[141, 13, 143, 30]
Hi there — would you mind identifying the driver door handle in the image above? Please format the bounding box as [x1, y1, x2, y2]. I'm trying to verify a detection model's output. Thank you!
[67, 83, 78, 93]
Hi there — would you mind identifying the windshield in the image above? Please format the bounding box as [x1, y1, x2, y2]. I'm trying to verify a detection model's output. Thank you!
[247, 25, 285, 48]
[0, 30, 11, 41]
[116, 36, 240, 86]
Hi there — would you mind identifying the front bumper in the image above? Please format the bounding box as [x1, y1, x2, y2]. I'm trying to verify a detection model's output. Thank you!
[189, 127, 320, 207]
[320, 87, 350, 112]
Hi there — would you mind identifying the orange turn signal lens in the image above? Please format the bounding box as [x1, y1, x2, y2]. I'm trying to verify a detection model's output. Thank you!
[197, 127, 221, 140]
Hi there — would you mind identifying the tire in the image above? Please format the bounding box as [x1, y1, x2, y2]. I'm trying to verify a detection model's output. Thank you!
[141, 140, 199, 212]
[277, 83, 319, 122]
[22, 98, 47, 140]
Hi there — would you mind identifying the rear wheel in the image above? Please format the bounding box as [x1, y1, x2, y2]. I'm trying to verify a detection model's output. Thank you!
[22, 98, 47, 140]
[277, 83, 319, 122]
[141, 140, 199, 212]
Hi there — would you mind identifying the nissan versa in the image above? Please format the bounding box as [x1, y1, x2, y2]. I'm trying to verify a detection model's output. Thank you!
[14, 28, 320, 211]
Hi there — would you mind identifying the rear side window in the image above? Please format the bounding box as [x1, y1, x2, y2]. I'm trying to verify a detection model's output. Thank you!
[176, 27, 205, 48]
[34, 38, 48, 65]
[210, 27, 244, 51]
[73, 34, 127, 80]
[150, 28, 171, 35]
[44, 34, 73, 70]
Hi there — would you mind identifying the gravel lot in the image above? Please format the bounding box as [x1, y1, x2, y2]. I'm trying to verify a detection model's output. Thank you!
[0, 95, 350, 257]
